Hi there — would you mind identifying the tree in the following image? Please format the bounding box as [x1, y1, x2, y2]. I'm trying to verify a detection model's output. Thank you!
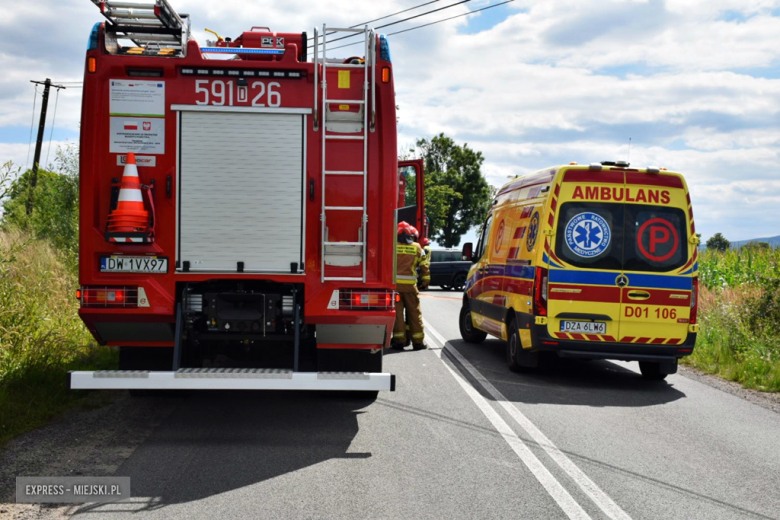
[2, 144, 80, 260]
[412, 134, 491, 247]
[744, 241, 770, 251]
[706, 233, 730, 252]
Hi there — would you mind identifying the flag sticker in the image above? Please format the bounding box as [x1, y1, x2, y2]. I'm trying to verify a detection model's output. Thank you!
[110, 117, 165, 154]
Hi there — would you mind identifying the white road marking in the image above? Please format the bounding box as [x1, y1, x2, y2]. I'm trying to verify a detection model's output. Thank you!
[425, 320, 633, 520]
[423, 326, 592, 519]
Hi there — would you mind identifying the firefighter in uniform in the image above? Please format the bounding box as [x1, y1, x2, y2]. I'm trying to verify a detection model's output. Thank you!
[420, 237, 432, 268]
[393, 222, 430, 350]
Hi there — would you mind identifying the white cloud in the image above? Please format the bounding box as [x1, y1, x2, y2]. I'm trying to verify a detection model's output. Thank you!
[0, 0, 779, 242]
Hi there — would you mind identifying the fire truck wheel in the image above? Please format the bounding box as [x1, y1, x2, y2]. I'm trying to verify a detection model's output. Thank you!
[339, 391, 379, 402]
[639, 361, 669, 381]
[459, 304, 487, 344]
[452, 273, 467, 291]
[119, 347, 174, 397]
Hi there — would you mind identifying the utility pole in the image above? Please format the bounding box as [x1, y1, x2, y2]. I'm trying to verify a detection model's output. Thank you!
[27, 78, 65, 215]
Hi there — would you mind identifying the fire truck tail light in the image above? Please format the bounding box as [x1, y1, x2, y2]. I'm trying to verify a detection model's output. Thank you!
[80, 286, 138, 308]
[339, 289, 396, 310]
[75, 289, 82, 300]
[87, 57, 97, 74]
[381, 67, 390, 83]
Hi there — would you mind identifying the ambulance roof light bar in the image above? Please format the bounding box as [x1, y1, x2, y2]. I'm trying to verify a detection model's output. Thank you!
[600, 160, 630, 167]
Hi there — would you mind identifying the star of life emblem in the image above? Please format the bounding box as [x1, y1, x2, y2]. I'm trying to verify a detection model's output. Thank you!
[564, 212, 611, 258]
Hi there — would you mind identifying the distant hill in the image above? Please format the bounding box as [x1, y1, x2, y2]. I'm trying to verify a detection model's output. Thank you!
[730, 235, 780, 249]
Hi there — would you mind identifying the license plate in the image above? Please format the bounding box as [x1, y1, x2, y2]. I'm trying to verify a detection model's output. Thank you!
[560, 321, 606, 334]
[100, 256, 168, 273]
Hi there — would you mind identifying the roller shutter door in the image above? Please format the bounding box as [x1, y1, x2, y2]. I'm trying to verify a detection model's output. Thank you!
[178, 111, 304, 272]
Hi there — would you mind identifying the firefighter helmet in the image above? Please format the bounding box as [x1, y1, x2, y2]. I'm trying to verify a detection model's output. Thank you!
[397, 221, 415, 244]
[421, 237, 431, 246]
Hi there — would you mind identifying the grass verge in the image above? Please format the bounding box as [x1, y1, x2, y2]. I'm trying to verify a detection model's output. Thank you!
[682, 249, 780, 392]
[0, 229, 117, 446]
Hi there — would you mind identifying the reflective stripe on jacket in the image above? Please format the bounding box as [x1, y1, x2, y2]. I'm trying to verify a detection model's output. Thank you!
[396, 242, 430, 284]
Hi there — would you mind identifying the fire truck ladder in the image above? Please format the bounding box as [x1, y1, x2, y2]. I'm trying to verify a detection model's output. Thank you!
[316, 24, 375, 283]
[89, 0, 191, 56]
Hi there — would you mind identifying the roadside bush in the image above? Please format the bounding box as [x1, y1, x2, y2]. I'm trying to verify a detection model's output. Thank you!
[0, 228, 117, 444]
[0, 149, 116, 445]
[685, 249, 780, 392]
[1, 145, 80, 267]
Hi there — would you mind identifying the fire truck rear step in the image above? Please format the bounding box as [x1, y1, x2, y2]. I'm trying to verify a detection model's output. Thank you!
[69, 369, 395, 391]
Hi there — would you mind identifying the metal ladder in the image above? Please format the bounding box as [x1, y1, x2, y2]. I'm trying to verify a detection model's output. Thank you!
[315, 24, 376, 283]
[89, 0, 191, 55]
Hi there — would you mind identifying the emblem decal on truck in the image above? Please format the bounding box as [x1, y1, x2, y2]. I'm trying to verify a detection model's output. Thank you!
[565, 212, 611, 258]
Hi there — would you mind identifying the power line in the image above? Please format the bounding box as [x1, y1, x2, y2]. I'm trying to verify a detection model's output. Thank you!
[309, 0, 441, 43]
[26, 85, 39, 169]
[327, 0, 513, 52]
[45, 87, 62, 167]
[355, 0, 442, 27]
[388, 0, 513, 36]
[320, 0, 475, 49]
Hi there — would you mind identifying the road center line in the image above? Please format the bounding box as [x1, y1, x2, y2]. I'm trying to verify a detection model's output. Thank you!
[424, 319, 632, 520]
[423, 323, 592, 520]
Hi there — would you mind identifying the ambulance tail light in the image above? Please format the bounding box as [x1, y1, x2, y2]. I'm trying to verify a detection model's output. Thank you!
[340, 289, 396, 311]
[690, 278, 698, 325]
[80, 286, 138, 308]
[533, 267, 548, 316]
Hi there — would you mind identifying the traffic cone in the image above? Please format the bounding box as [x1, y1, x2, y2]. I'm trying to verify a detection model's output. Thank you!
[107, 153, 149, 237]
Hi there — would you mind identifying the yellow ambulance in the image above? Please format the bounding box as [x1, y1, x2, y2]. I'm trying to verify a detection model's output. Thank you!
[459, 161, 700, 380]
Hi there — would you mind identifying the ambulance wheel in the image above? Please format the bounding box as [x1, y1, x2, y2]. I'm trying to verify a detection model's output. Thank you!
[507, 320, 538, 373]
[452, 273, 467, 291]
[459, 305, 487, 343]
[639, 361, 669, 381]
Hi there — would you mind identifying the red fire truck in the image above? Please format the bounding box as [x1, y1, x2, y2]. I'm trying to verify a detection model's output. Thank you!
[70, 0, 424, 393]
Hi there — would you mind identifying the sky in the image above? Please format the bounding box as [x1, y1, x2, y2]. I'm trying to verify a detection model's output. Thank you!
[1, 0, 779, 247]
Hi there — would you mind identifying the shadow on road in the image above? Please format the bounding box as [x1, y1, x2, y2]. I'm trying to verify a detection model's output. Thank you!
[71, 391, 370, 514]
[448, 338, 687, 408]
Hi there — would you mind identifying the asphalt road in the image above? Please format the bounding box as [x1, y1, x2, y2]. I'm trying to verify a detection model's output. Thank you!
[6, 289, 780, 519]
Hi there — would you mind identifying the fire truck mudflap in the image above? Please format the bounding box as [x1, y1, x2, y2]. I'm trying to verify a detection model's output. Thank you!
[73, 3, 401, 392]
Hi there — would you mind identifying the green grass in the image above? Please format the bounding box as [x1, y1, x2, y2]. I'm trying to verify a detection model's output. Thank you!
[682, 248, 780, 392]
[0, 229, 118, 445]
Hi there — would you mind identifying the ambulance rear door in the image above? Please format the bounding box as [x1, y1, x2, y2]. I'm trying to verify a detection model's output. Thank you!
[618, 173, 693, 345]
[547, 169, 626, 342]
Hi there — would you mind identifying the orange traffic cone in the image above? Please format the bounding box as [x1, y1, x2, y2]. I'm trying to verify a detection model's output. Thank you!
[107, 153, 149, 240]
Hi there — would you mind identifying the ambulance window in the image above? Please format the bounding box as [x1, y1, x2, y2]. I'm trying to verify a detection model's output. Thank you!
[624, 205, 688, 273]
[477, 215, 493, 260]
[555, 202, 624, 270]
